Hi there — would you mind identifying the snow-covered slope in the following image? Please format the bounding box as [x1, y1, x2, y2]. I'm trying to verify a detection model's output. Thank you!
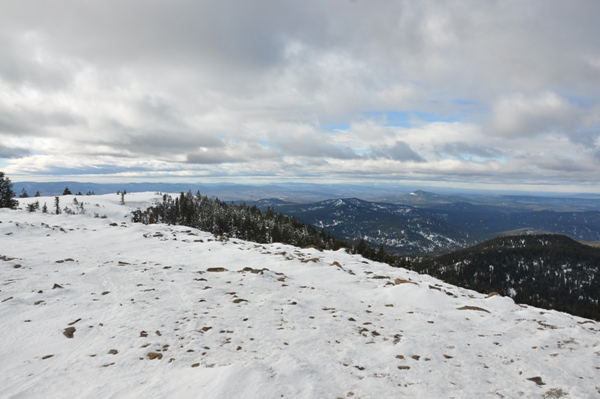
[1, 193, 599, 398]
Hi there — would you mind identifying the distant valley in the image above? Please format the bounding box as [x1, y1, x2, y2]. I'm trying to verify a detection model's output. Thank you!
[246, 190, 600, 255]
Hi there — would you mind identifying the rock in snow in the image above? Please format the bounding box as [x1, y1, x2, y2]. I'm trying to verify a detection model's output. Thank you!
[1, 193, 599, 398]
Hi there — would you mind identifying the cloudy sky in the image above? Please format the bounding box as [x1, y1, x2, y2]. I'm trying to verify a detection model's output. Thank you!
[1, 1, 600, 192]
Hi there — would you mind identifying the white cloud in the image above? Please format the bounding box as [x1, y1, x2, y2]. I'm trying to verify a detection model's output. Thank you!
[491, 92, 581, 137]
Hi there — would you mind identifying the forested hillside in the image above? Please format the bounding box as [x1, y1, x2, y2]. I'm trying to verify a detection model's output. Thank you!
[414, 234, 600, 320]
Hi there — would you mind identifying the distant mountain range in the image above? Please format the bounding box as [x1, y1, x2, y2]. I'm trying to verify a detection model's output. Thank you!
[12, 182, 600, 255]
[381, 189, 600, 212]
[10, 181, 408, 202]
[249, 195, 600, 255]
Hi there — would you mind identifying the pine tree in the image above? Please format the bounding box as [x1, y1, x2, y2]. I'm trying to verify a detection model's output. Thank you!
[42, 203, 48, 213]
[54, 196, 61, 214]
[20, 188, 29, 198]
[35, 190, 41, 197]
[0, 172, 18, 209]
[63, 187, 72, 195]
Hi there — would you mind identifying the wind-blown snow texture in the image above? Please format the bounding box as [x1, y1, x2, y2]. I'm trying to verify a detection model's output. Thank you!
[1, 193, 599, 398]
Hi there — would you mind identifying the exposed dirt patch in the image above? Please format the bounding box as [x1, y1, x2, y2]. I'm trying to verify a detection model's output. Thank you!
[147, 352, 163, 360]
[394, 278, 417, 285]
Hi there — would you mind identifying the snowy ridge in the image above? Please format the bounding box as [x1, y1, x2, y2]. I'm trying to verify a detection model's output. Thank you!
[1, 193, 599, 398]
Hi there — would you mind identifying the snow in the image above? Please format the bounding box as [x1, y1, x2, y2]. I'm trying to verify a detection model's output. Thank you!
[1, 193, 599, 398]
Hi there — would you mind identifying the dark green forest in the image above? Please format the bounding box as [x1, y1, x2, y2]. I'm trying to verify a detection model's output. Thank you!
[413, 234, 600, 320]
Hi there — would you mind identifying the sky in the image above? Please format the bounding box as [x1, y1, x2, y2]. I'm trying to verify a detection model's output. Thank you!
[1, 1, 600, 193]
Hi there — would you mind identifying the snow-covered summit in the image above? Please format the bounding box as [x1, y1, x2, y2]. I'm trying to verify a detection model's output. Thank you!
[1, 193, 599, 398]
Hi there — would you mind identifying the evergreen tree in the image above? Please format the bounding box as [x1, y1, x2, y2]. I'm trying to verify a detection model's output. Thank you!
[20, 188, 29, 198]
[35, 190, 41, 197]
[42, 202, 48, 213]
[0, 172, 18, 209]
[54, 196, 61, 214]
[63, 187, 72, 195]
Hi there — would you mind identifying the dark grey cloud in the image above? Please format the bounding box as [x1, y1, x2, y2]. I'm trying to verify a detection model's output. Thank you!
[186, 142, 279, 164]
[0, 144, 29, 158]
[0, 108, 84, 137]
[435, 142, 503, 159]
[186, 150, 240, 165]
[124, 130, 225, 158]
[275, 137, 358, 160]
[568, 130, 600, 148]
[369, 141, 424, 162]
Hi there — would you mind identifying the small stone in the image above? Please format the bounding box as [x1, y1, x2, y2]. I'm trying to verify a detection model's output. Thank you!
[41, 354, 54, 360]
[63, 327, 76, 338]
[527, 376, 545, 385]
[140, 331, 148, 337]
[108, 349, 118, 355]
[52, 284, 63, 289]
[207, 267, 227, 272]
[13, 264, 22, 269]
[191, 363, 200, 368]
[147, 352, 163, 360]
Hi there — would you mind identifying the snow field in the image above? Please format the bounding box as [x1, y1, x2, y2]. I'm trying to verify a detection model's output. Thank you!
[0, 193, 599, 398]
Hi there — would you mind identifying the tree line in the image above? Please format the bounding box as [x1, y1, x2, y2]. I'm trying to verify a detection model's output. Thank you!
[131, 191, 411, 268]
